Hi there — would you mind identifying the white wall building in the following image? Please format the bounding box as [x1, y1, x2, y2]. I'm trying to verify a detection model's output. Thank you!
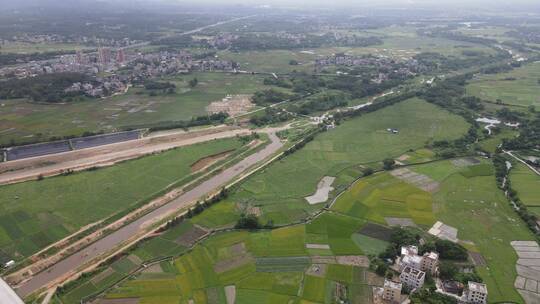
[383, 279, 402, 303]
[400, 266, 425, 291]
[466, 281, 488, 304]
[421, 251, 439, 275]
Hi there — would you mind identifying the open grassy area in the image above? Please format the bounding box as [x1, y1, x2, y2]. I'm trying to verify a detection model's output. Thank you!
[231, 98, 469, 224]
[0, 138, 243, 261]
[510, 163, 540, 216]
[0, 72, 273, 145]
[467, 61, 540, 108]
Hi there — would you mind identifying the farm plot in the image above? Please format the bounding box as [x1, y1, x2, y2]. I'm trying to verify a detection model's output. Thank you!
[510, 163, 540, 216]
[232, 98, 468, 224]
[467, 61, 540, 108]
[0, 138, 243, 261]
[331, 172, 436, 227]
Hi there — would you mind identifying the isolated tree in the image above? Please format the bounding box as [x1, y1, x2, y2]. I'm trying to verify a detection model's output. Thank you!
[383, 158, 395, 170]
[189, 77, 198, 88]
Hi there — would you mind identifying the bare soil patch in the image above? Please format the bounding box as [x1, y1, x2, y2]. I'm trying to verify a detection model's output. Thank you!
[391, 168, 440, 193]
[336, 256, 370, 267]
[428, 221, 458, 243]
[230, 242, 247, 255]
[468, 251, 487, 267]
[385, 217, 416, 227]
[305, 176, 336, 205]
[358, 223, 393, 242]
[311, 256, 337, 264]
[214, 254, 254, 274]
[225, 285, 236, 304]
[190, 149, 235, 173]
[306, 264, 327, 277]
[175, 225, 209, 247]
[451, 157, 481, 167]
[206, 95, 254, 117]
[306, 244, 331, 250]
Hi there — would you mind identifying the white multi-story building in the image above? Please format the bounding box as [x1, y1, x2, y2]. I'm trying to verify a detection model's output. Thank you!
[383, 279, 402, 303]
[466, 281, 488, 304]
[399, 266, 425, 291]
[421, 251, 439, 275]
[400, 254, 422, 272]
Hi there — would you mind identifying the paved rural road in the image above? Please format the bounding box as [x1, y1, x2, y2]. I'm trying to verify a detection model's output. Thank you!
[15, 131, 283, 298]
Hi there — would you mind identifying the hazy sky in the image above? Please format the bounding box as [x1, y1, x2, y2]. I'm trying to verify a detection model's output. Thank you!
[1, 0, 539, 11]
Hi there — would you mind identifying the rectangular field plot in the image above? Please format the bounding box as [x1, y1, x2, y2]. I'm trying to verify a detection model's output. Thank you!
[332, 172, 435, 227]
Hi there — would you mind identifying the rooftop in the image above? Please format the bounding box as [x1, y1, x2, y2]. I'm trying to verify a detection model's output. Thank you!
[402, 266, 425, 279]
[424, 251, 439, 260]
[401, 245, 419, 256]
[402, 254, 423, 265]
[384, 279, 402, 290]
[468, 281, 488, 294]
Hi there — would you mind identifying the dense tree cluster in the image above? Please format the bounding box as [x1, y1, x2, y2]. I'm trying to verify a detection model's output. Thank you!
[0, 72, 91, 102]
[292, 91, 348, 115]
[251, 89, 296, 105]
[250, 108, 293, 127]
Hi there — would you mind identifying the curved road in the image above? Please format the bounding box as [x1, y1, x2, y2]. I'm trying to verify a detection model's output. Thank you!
[15, 132, 283, 297]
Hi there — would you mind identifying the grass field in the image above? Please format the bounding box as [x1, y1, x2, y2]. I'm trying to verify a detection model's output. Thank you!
[0, 138, 243, 261]
[231, 98, 469, 224]
[0, 72, 273, 145]
[510, 163, 540, 216]
[467, 61, 540, 108]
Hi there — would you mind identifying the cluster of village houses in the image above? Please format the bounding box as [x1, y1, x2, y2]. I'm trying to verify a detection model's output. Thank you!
[0, 48, 237, 98]
[375, 245, 487, 304]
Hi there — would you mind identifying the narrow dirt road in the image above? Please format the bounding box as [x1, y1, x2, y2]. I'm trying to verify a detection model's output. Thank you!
[14, 132, 283, 298]
[0, 126, 250, 185]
